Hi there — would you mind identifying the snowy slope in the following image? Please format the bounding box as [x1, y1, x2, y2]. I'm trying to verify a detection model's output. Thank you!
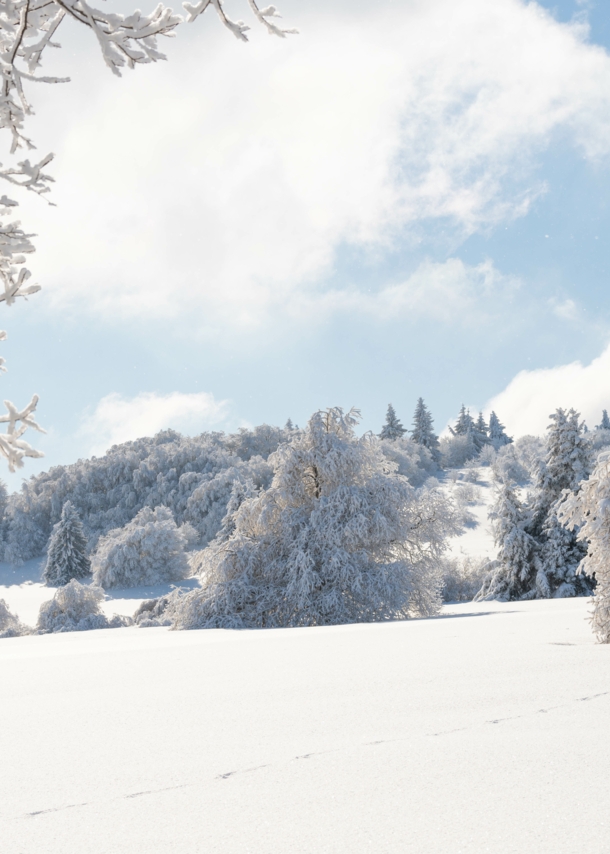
[444, 466, 496, 560]
[1, 598, 608, 854]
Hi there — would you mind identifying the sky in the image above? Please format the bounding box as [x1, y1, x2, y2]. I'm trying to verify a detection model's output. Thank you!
[2, 0, 610, 488]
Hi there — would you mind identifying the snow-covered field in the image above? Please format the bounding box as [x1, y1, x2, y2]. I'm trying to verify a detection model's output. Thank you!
[1, 598, 608, 853]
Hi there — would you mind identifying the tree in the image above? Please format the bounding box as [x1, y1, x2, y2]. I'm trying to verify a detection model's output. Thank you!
[597, 410, 610, 431]
[0, 0, 296, 470]
[380, 404, 406, 441]
[488, 411, 512, 450]
[91, 505, 190, 588]
[411, 398, 440, 462]
[164, 407, 460, 629]
[450, 404, 475, 437]
[559, 451, 610, 643]
[37, 579, 130, 633]
[42, 500, 91, 586]
[475, 482, 536, 601]
[530, 408, 589, 535]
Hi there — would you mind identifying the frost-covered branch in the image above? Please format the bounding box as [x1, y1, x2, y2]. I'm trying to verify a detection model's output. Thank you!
[0, 393, 45, 471]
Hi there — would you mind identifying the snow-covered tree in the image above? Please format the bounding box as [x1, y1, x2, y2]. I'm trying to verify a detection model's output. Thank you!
[597, 410, 610, 431]
[163, 407, 461, 630]
[440, 432, 477, 468]
[411, 398, 440, 462]
[91, 505, 190, 588]
[42, 500, 91, 586]
[0, 0, 296, 471]
[380, 404, 406, 441]
[475, 482, 537, 601]
[37, 580, 130, 633]
[450, 405, 475, 437]
[531, 408, 589, 535]
[0, 598, 29, 637]
[559, 451, 610, 642]
[488, 411, 512, 450]
[472, 412, 489, 451]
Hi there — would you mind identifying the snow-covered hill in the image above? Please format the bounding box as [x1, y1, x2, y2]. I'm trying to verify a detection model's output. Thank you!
[1, 598, 608, 853]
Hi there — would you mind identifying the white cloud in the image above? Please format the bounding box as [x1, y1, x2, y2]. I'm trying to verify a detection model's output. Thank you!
[301, 258, 519, 323]
[20, 0, 610, 327]
[484, 343, 610, 436]
[79, 391, 229, 456]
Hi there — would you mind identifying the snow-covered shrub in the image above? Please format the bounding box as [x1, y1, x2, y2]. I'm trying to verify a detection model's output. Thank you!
[379, 436, 437, 487]
[166, 407, 461, 630]
[442, 556, 494, 603]
[36, 580, 130, 633]
[0, 599, 30, 638]
[463, 463, 481, 483]
[440, 434, 476, 468]
[132, 595, 174, 628]
[492, 445, 530, 485]
[454, 483, 482, 506]
[92, 506, 190, 589]
[478, 444, 497, 467]
[559, 451, 610, 643]
[42, 501, 91, 586]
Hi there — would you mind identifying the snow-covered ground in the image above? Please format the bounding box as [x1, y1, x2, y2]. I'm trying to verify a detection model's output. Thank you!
[1, 598, 608, 853]
[443, 466, 496, 560]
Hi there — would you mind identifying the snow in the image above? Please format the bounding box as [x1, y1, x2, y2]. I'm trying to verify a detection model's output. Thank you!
[1, 597, 608, 853]
[445, 467, 496, 561]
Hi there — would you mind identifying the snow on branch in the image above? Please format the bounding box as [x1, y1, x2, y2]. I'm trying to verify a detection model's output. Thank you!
[0, 393, 45, 471]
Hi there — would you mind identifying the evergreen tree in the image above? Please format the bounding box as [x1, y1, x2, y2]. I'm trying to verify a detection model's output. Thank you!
[285, 418, 294, 431]
[42, 501, 91, 587]
[475, 482, 536, 601]
[528, 408, 591, 597]
[597, 410, 610, 431]
[559, 450, 610, 642]
[380, 404, 406, 441]
[531, 408, 589, 534]
[488, 411, 512, 449]
[411, 398, 440, 462]
[450, 405, 475, 437]
[472, 412, 489, 452]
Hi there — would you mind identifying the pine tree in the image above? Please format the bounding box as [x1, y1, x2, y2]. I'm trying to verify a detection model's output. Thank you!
[42, 501, 91, 587]
[411, 398, 440, 462]
[597, 410, 610, 431]
[450, 405, 475, 437]
[475, 482, 536, 601]
[472, 412, 489, 452]
[531, 408, 589, 534]
[488, 411, 512, 449]
[380, 404, 406, 441]
[528, 408, 591, 597]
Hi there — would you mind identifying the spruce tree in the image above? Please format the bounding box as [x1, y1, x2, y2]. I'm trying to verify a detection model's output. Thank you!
[472, 412, 489, 452]
[476, 482, 536, 601]
[488, 411, 512, 449]
[380, 404, 406, 441]
[597, 410, 610, 431]
[411, 398, 440, 462]
[450, 405, 475, 437]
[528, 408, 591, 597]
[43, 501, 91, 586]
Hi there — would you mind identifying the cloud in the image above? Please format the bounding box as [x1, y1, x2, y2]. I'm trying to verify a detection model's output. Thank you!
[301, 258, 520, 323]
[20, 0, 610, 328]
[79, 391, 230, 456]
[484, 343, 610, 436]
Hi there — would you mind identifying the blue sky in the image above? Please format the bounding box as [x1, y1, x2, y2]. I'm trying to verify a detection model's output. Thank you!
[2, 0, 610, 488]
